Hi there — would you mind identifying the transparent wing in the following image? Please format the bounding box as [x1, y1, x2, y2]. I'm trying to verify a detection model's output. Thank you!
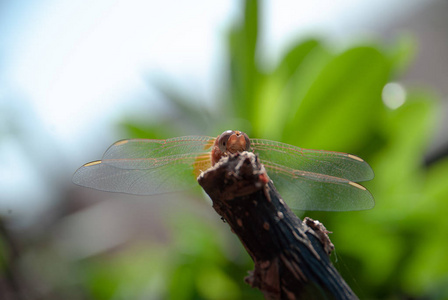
[264, 162, 374, 211]
[250, 139, 374, 182]
[73, 136, 215, 195]
[250, 139, 374, 211]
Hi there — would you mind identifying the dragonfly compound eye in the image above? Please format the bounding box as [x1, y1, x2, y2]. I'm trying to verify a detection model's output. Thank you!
[218, 130, 234, 152]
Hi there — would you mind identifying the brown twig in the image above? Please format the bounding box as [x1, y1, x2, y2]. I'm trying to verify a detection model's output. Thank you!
[198, 152, 357, 300]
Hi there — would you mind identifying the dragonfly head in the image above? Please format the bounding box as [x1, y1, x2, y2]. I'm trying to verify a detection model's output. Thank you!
[211, 130, 251, 165]
[217, 130, 250, 154]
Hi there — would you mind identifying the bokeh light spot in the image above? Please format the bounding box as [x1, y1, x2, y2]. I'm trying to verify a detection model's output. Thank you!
[382, 82, 406, 109]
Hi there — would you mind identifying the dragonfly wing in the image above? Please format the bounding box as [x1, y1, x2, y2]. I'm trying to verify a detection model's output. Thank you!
[73, 136, 215, 195]
[264, 162, 374, 211]
[251, 139, 374, 182]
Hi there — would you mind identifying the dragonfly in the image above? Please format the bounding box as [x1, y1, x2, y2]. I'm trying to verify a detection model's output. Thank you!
[73, 130, 374, 211]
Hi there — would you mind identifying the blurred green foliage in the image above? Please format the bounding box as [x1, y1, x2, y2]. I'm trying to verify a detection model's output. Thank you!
[113, 0, 447, 299]
[76, 214, 260, 300]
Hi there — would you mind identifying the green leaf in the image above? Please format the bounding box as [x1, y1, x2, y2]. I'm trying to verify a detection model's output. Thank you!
[196, 267, 241, 299]
[371, 92, 436, 211]
[227, 0, 260, 122]
[169, 264, 196, 300]
[275, 39, 323, 79]
[118, 121, 173, 139]
[254, 40, 332, 139]
[283, 46, 392, 151]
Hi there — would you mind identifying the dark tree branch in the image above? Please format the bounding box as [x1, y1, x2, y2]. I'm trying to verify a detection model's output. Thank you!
[198, 152, 358, 300]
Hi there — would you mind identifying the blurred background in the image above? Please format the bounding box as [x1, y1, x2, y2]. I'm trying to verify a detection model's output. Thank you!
[1, 0, 448, 299]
